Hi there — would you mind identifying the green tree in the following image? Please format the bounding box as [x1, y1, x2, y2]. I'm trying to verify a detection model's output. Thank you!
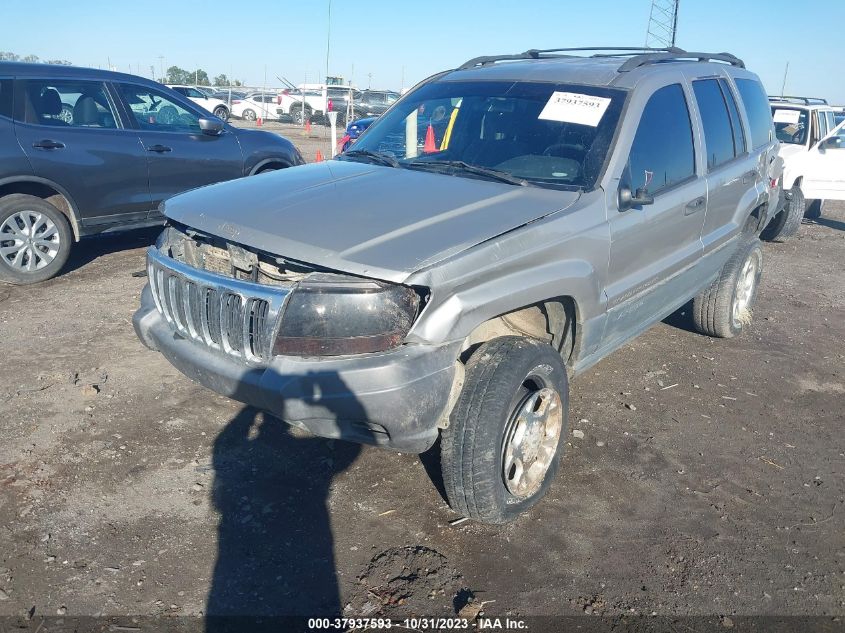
[193, 69, 210, 86]
[22, 54, 39, 63]
[213, 74, 229, 87]
[165, 65, 191, 85]
[45, 59, 72, 65]
[0, 52, 20, 61]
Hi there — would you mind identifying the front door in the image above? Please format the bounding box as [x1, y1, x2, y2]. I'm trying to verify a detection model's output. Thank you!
[114, 82, 243, 215]
[604, 82, 706, 347]
[14, 78, 150, 226]
[802, 123, 845, 201]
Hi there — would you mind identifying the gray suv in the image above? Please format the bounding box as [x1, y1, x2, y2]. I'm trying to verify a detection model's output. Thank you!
[134, 47, 780, 524]
[0, 63, 303, 284]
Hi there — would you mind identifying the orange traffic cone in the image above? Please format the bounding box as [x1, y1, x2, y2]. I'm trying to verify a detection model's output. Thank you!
[256, 117, 263, 127]
[423, 123, 437, 153]
[315, 150, 324, 162]
[305, 119, 312, 134]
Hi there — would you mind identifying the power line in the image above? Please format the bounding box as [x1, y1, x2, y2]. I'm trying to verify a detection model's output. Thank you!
[645, 0, 680, 48]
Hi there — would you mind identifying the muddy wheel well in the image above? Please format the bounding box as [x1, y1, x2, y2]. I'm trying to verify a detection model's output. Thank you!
[460, 298, 578, 366]
[0, 181, 80, 240]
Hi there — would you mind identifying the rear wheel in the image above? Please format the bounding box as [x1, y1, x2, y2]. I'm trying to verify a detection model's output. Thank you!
[290, 105, 311, 126]
[692, 238, 763, 339]
[242, 109, 256, 121]
[0, 194, 73, 285]
[761, 185, 804, 242]
[441, 336, 569, 524]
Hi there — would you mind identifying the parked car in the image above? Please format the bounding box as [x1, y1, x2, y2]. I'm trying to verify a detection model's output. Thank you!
[231, 92, 281, 121]
[355, 89, 400, 117]
[0, 63, 304, 284]
[768, 96, 844, 222]
[276, 89, 325, 124]
[213, 89, 247, 103]
[134, 47, 779, 524]
[339, 116, 377, 152]
[168, 84, 230, 120]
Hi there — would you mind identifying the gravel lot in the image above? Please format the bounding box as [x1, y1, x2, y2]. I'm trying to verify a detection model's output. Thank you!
[0, 164, 843, 627]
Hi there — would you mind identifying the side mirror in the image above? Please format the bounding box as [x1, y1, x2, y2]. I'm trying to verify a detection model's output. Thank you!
[198, 116, 225, 136]
[618, 185, 655, 211]
[820, 136, 843, 150]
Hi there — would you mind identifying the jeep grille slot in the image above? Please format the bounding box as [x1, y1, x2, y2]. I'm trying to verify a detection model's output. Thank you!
[147, 248, 290, 364]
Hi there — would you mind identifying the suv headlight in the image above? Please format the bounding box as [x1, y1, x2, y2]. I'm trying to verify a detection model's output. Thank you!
[272, 274, 421, 356]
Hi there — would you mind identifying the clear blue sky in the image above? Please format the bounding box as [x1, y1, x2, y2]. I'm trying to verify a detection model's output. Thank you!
[2, 0, 843, 101]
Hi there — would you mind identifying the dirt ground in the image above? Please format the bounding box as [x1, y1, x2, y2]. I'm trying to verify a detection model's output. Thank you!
[0, 177, 843, 628]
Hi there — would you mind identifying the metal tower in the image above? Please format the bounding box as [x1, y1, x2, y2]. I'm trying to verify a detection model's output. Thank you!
[645, 0, 680, 48]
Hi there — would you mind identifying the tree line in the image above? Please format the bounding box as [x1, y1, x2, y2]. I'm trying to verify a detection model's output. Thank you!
[164, 66, 243, 87]
[0, 52, 72, 65]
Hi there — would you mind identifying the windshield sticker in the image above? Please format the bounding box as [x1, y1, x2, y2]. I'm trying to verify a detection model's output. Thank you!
[773, 109, 801, 124]
[538, 92, 612, 126]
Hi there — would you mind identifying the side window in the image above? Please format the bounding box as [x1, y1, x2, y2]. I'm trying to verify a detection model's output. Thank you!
[817, 111, 829, 139]
[735, 78, 774, 148]
[719, 79, 747, 154]
[825, 111, 836, 133]
[692, 79, 736, 169]
[23, 80, 118, 128]
[626, 83, 696, 195]
[119, 83, 200, 132]
[187, 88, 205, 99]
[0, 79, 12, 119]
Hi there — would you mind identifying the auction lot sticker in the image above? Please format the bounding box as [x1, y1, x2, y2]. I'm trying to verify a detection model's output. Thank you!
[773, 109, 801, 124]
[539, 91, 612, 126]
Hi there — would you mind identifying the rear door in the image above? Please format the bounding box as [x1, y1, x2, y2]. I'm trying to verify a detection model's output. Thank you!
[114, 81, 243, 214]
[604, 82, 706, 343]
[690, 76, 760, 255]
[13, 78, 151, 225]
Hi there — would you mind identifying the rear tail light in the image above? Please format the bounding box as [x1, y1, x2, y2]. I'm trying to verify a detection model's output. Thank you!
[770, 178, 779, 189]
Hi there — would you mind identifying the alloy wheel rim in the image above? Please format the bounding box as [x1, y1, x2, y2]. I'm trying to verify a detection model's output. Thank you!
[0, 211, 61, 272]
[732, 255, 758, 327]
[502, 386, 563, 498]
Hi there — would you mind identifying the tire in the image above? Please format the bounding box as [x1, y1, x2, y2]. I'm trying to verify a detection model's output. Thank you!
[290, 106, 311, 126]
[0, 194, 73, 285]
[761, 186, 804, 242]
[804, 199, 822, 220]
[59, 104, 74, 125]
[213, 105, 229, 121]
[242, 109, 256, 122]
[441, 336, 569, 524]
[692, 238, 763, 339]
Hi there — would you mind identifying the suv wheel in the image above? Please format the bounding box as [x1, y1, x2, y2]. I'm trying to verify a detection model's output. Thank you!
[692, 238, 763, 339]
[242, 109, 256, 121]
[761, 185, 804, 242]
[441, 336, 569, 524]
[213, 105, 229, 120]
[804, 199, 823, 220]
[0, 194, 73, 285]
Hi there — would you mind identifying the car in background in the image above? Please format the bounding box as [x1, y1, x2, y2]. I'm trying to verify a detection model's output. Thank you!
[834, 107, 845, 126]
[355, 90, 399, 117]
[231, 92, 280, 121]
[168, 85, 230, 120]
[769, 96, 844, 221]
[0, 63, 304, 284]
[213, 89, 247, 102]
[339, 116, 376, 152]
[276, 89, 324, 124]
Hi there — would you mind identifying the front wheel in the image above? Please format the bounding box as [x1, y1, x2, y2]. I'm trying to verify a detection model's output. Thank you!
[692, 238, 763, 339]
[0, 194, 73, 285]
[441, 336, 569, 524]
[213, 106, 229, 121]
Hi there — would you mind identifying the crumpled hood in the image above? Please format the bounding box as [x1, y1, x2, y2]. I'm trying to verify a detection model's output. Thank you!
[162, 160, 580, 283]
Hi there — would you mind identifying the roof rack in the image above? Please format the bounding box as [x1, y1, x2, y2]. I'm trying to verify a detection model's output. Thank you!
[458, 46, 745, 72]
[768, 95, 829, 105]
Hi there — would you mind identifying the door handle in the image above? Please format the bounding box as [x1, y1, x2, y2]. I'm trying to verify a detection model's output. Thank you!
[684, 196, 705, 215]
[32, 139, 65, 150]
[146, 144, 172, 153]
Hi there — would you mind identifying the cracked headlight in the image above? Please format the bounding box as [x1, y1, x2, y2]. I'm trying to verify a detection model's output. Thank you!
[273, 274, 421, 356]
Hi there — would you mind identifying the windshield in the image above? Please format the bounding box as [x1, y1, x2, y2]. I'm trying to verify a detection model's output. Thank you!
[771, 107, 809, 145]
[342, 80, 627, 190]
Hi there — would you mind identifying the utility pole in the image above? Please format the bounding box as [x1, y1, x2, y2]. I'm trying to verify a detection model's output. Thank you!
[368, 73, 372, 89]
[780, 62, 790, 97]
[157, 56, 165, 82]
[645, 0, 680, 48]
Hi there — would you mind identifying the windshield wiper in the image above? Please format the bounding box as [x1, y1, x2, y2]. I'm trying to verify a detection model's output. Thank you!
[405, 160, 531, 186]
[341, 149, 400, 168]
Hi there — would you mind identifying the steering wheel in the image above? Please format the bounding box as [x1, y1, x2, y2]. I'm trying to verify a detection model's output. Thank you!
[542, 143, 586, 161]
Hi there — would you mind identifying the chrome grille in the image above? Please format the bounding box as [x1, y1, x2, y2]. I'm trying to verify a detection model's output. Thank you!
[147, 247, 290, 363]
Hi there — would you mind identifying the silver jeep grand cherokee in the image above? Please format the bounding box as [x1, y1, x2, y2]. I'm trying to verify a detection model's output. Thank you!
[134, 47, 780, 524]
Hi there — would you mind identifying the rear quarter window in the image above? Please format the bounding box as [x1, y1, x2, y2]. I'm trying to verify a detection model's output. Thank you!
[735, 78, 774, 149]
[0, 79, 12, 118]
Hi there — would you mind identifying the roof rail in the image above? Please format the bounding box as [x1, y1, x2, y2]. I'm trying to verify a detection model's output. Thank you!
[458, 46, 745, 72]
[768, 95, 829, 105]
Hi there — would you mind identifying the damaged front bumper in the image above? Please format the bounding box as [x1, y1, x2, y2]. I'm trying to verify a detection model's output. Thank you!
[134, 275, 459, 454]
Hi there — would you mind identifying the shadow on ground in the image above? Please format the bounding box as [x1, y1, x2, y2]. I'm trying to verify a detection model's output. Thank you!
[63, 226, 162, 275]
[205, 372, 369, 631]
